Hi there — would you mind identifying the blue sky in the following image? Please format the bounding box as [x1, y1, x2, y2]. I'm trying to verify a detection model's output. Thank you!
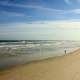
[1, 0, 80, 40]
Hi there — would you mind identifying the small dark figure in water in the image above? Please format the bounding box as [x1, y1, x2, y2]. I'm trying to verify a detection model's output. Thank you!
[64, 50, 66, 55]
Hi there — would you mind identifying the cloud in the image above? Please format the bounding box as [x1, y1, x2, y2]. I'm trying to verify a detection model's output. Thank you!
[1, 0, 80, 20]
[1, 1, 80, 15]
[0, 1, 63, 14]
[0, 11, 31, 17]
[70, 9, 80, 14]
[1, 20, 80, 40]
[0, 0, 16, 3]
[64, 0, 71, 5]
[64, 0, 80, 5]
[17, 20, 80, 29]
[0, 1, 69, 16]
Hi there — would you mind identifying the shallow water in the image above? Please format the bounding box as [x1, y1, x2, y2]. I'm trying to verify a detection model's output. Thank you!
[0, 40, 80, 69]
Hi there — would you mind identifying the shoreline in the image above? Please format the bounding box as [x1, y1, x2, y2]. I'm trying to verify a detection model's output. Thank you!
[1, 48, 80, 80]
[0, 48, 79, 71]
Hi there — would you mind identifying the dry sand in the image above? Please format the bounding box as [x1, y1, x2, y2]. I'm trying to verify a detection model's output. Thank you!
[0, 49, 80, 80]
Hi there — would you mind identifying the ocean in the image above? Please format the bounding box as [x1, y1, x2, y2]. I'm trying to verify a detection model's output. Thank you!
[0, 40, 80, 69]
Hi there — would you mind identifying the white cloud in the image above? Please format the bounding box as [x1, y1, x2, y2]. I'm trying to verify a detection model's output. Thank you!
[0, 1, 64, 14]
[0, 11, 31, 17]
[70, 9, 80, 14]
[64, 0, 80, 5]
[1, 1, 80, 15]
[64, 0, 71, 4]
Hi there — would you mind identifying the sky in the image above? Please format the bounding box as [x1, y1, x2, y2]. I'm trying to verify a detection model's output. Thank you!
[1, 0, 80, 40]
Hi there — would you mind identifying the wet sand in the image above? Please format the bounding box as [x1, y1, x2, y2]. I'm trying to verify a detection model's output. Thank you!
[0, 49, 80, 80]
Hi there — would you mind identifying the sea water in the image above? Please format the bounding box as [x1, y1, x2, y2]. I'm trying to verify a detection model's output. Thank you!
[0, 40, 80, 69]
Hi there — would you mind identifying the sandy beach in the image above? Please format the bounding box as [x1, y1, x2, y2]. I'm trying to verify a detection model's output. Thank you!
[0, 49, 80, 80]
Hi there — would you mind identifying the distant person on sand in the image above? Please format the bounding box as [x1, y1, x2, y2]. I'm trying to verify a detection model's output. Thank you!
[64, 50, 66, 55]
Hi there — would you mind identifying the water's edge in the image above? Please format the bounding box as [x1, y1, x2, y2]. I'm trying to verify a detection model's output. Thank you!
[0, 48, 79, 71]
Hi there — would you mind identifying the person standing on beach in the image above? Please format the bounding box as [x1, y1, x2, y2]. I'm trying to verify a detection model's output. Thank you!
[64, 50, 66, 55]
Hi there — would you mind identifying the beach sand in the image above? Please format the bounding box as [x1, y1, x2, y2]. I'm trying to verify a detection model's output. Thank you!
[0, 49, 80, 80]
